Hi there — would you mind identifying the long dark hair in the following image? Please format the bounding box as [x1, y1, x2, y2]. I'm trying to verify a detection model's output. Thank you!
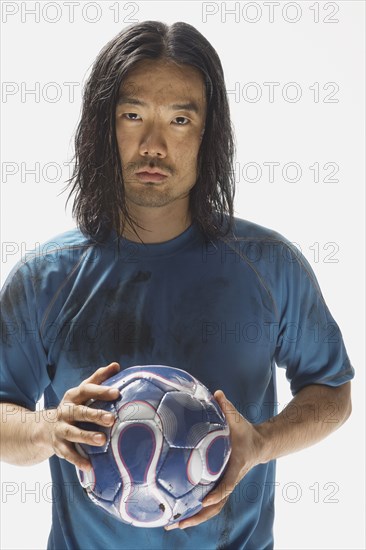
[66, 21, 236, 242]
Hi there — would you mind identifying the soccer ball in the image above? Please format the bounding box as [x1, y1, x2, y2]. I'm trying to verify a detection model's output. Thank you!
[75, 365, 231, 528]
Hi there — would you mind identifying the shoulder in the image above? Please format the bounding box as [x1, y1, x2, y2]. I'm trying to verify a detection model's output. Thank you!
[26, 228, 94, 262]
[226, 216, 292, 245]
[216, 215, 324, 302]
[1, 228, 100, 294]
[216, 215, 300, 262]
[1, 228, 115, 327]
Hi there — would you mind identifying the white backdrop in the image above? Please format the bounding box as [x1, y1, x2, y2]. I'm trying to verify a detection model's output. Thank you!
[1, 1, 365, 549]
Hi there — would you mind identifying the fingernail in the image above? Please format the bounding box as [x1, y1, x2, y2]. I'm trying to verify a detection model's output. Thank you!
[164, 523, 179, 531]
[93, 433, 104, 443]
[102, 413, 114, 424]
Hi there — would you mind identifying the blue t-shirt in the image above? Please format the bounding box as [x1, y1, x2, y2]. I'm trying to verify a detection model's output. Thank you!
[0, 216, 354, 550]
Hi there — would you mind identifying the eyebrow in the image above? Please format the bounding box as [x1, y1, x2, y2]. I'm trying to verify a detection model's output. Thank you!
[116, 95, 201, 114]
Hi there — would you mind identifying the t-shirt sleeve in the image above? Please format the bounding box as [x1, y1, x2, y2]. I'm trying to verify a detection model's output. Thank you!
[273, 241, 354, 395]
[0, 261, 51, 411]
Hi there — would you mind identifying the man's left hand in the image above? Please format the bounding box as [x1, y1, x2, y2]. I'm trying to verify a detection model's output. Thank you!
[164, 389, 264, 530]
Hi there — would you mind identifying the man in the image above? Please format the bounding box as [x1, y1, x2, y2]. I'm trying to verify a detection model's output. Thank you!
[0, 20, 354, 550]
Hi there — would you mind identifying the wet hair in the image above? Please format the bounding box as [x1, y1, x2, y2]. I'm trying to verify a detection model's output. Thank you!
[66, 20, 236, 242]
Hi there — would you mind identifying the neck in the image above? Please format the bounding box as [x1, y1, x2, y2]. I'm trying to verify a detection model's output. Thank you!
[121, 204, 192, 244]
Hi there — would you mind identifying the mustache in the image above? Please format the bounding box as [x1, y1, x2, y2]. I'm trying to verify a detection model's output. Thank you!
[124, 160, 174, 175]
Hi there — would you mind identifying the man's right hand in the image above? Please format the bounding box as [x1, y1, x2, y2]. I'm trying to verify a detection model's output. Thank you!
[42, 362, 121, 471]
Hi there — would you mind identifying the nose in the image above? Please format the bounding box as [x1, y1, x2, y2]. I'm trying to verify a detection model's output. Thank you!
[138, 123, 167, 158]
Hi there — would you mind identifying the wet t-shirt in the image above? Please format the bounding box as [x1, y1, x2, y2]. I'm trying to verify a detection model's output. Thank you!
[0, 215, 354, 550]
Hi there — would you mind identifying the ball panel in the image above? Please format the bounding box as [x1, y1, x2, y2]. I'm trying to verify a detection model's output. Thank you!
[186, 421, 211, 449]
[186, 448, 203, 486]
[119, 379, 164, 410]
[116, 423, 157, 484]
[105, 365, 197, 395]
[125, 365, 197, 388]
[197, 426, 231, 482]
[192, 382, 211, 402]
[111, 418, 168, 526]
[206, 400, 227, 426]
[116, 400, 160, 425]
[206, 436, 229, 476]
[89, 451, 122, 501]
[157, 447, 195, 498]
[157, 392, 209, 448]
[168, 483, 215, 526]
[118, 483, 172, 527]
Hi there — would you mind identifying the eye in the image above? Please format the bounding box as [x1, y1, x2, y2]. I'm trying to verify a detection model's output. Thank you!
[173, 116, 190, 125]
[123, 113, 142, 121]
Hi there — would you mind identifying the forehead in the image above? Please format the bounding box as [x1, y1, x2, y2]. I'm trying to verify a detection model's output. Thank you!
[118, 59, 206, 108]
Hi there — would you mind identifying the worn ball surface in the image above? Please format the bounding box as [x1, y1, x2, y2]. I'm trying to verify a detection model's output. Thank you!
[75, 365, 231, 528]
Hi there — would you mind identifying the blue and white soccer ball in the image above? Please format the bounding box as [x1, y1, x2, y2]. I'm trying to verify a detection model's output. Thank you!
[75, 365, 231, 528]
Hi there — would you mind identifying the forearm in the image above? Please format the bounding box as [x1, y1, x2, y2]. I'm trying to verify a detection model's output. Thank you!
[0, 402, 54, 466]
[256, 382, 352, 464]
[190, 383, 352, 521]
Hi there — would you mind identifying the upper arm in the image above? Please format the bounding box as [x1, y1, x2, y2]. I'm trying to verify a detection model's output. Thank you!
[1, 263, 51, 410]
[273, 242, 355, 395]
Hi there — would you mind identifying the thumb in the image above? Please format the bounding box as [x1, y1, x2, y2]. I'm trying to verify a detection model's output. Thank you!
[214, 390, 241, 424]
[214, 390, 232, 410]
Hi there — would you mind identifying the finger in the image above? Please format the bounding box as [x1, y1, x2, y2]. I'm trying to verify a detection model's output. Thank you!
[202, 448, 245, 508]
[83, 362, 121, 385]
[65, 383, 120, 406]
[60, 404, 116, 427]
[202, 470, 238, 507]
[54, 441, 92, 471]
[164, 522, 180, 531]
[166, 497, 229, 530]
[180, 500, 228, 529]
[57, 422, 108, 447]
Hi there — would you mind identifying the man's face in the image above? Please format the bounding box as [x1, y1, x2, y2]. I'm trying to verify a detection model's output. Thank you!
[115, 58, 207, 210]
